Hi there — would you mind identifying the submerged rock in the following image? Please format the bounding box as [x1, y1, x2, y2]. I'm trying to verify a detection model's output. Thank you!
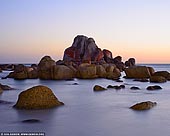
[22, 119, 41, 123]
[0, 88, 3, 94]
[119, 85, 125, 89]
[130, 101, 157, 110]
[72, 83, 79, 85]
[130, 86, 140, 90]
[14, 85, 64, 110]
[116, 79, 123, 82]
[0, 83, 13, 90]
[0, 100, 13, 104]
[147, 85, 162, 90]
[93, 85, 107, 91]
[107, 85, 116, 89]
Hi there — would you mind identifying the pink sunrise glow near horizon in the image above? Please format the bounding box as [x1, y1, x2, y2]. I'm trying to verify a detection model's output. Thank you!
[0, 0, 170, 64]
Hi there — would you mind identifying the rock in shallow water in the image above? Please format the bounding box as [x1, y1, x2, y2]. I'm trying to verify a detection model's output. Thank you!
[147, 85, 162, 90]
[130, 101, 157, 110]
[0, 100, 13, 104]
[0, 88, 3, 94]
[0, 83, 13, 90]
[93, 85, 107, 91]
[130, 86, 141, 90]
[124, 66, 154, 79]
[150, 76, 167, 83]
[107, 85, 124, 90]
[14, 85, 64, 110]
[153, 71, 170, 78]
[22, 119, 41, 123]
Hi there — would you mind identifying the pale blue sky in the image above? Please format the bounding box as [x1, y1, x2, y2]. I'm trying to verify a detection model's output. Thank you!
[0, 0, 170, 63]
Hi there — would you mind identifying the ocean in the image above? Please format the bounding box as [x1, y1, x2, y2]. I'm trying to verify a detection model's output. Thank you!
[0, 64, 170, 136]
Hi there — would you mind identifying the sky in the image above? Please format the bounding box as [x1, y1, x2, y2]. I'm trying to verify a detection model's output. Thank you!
[0, 0, 170, 64]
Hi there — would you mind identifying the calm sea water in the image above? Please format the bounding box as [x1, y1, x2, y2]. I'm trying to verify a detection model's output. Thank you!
[0, 64, 170, 136]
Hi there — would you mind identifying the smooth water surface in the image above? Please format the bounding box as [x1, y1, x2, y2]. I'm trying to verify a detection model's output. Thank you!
[0, 64, 170, 136]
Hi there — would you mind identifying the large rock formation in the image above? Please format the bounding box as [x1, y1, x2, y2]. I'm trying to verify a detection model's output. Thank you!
[63, 35, 126, 70]
[6, 35, 142, 80]
[76, 63, 121, 79]
[14, 85, 64, 109]
[63, 35, 104, 63]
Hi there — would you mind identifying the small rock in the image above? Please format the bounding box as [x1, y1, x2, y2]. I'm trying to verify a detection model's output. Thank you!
[119, 85, 125, 89]
[114, 85, 121, 90]
[22, 119, 41, 123]
[72, 83, 78, 85]
[167, 77, 170, 81]
[116, 79, 123, 82]
[65, 79, 75, 81]
[147, 85, 162, 90]
[0, 88, 3, 94]
[107, 85, 121, 90]
[0, 83, 13, 90]
[1, 77, 7, 79]
[0, 100, 13, 104]
[130, 86, 140, 90]
[130, 101, 157, 110]
[107, 85, 114, 89]
[93, 85, 107, 91]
